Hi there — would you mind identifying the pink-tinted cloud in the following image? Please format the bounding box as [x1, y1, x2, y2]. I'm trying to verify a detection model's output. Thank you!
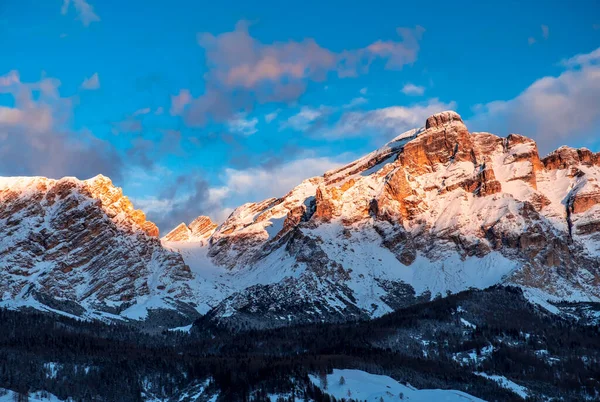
[182, 21, 425, 126]
[0, 70, 122, 180]
[170, 89, 192, 116]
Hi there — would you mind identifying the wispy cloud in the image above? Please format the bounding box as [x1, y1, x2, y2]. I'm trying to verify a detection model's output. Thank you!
[541, 24, 550, 39]
[401, 83, 425, 96]
[61, 0, 100, 27]
[80, 72, 100, 90]
[139, 155, 345, 232]
[343, 97, 368, 108]
[264, 109, 280, 123]
[329, 98, 456, 140]
[228, 114, 259, 136]
[528, 24, 549, 46]
[282, 105, 332, 132]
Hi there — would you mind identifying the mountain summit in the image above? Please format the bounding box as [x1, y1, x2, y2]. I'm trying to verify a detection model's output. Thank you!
[1, 112, 599, 328]
[163, 111, 600, 328]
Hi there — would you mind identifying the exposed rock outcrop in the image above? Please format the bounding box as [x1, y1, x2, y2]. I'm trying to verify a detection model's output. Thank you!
[163, 216, 217, 242]
[3, 110, 600, 330]
[0, 176, 198, 323]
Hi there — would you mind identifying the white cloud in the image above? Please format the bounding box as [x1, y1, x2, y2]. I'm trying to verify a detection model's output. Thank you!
[541, 24, 549, 39]
[184, 22, 425, 126]
[401, 83, 425, 96]
[61, 0, 100, 27]
[330, 98, 456, 140]
[359, 87, 368, 95]
[136, 155, 347, 231]
[265, 109, 280, 123]
[468, 46, 600, 154]
[561, 47, 600, 67]
[81, 72, 100, 90]
[528, 37, 536, 46]
[343, 97, 368, 108]
[220, 156, 344, 205]
[133, 107, 151, 116]
[282, 105, 332, 131]
[228, 114, 259, 135]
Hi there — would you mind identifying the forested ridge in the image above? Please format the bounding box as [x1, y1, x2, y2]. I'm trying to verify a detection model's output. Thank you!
[0, 286, 598, 401]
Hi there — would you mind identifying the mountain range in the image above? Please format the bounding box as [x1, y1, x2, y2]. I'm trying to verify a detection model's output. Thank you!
[1, 111, 599, 330]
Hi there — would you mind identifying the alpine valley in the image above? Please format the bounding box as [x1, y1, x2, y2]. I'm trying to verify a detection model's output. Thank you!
[1, 112, 600, 401]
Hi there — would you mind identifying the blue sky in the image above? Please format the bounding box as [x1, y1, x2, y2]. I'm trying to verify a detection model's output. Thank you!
[1, 0, 599, 231]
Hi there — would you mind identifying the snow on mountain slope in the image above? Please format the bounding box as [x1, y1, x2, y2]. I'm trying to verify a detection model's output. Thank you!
[0, 175, 203, 324]
[0, 388, 64, 402]
[2, 111, 599, 328]
[167, 111, 600, 329]
[308, 369, 485, 402]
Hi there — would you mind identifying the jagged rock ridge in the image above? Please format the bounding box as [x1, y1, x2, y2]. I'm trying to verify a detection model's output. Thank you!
[166, 111, 600, 329]
[2, 110, 600, 329]
[0, 175, 202, 324]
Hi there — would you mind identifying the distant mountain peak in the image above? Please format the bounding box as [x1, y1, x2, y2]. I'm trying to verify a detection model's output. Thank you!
[163, 216, 217, 242]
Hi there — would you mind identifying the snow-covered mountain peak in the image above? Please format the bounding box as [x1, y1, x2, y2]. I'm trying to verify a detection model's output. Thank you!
[2, 111, 600, 329]
[424, 110, 464, 129]
[168, 111, 600, 328]
[0, 174, 199, 323]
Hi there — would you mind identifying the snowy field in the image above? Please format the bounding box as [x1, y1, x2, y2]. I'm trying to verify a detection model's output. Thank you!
[309, 369, 485, 402]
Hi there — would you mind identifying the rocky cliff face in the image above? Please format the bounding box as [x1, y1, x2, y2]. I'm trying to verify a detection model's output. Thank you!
[162, 216, 217, 243]
[165, 111, 600, 329]
[3, 111, 600, 329]
[0, 175, 201, 324]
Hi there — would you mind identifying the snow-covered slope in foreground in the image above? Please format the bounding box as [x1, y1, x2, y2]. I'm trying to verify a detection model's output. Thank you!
[168, 111, 600, 328]
[309, 369, 485, 402]
[0, 388, 63, 402]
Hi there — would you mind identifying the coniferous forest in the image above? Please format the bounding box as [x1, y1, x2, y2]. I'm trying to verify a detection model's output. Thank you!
[0, 286, 598, 401]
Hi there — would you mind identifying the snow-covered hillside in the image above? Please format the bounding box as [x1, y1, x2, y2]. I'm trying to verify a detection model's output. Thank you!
[308, 369, 485, 402]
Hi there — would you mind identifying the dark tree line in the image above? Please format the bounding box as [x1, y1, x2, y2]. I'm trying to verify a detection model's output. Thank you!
[0, 286, 598, 401]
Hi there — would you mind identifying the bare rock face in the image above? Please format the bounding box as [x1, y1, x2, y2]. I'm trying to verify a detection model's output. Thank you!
[189, 216, 218, 238]
[477, 165, 502, 196]
[4, 111, 600, 330]
[184, 110, 600, 329]
[162, 223, 192, 242]
[400, 111, 475, 175]
[543, 147, 598, 170]
[372, 167, 415, 222]
[0, 176, 197, 321]
[503, 134, 544, 189]
[84, 175, 159, 237]
[163, 216, 217, 242]
[424, 110, 463, 129]
[571, 190, 600, 214]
